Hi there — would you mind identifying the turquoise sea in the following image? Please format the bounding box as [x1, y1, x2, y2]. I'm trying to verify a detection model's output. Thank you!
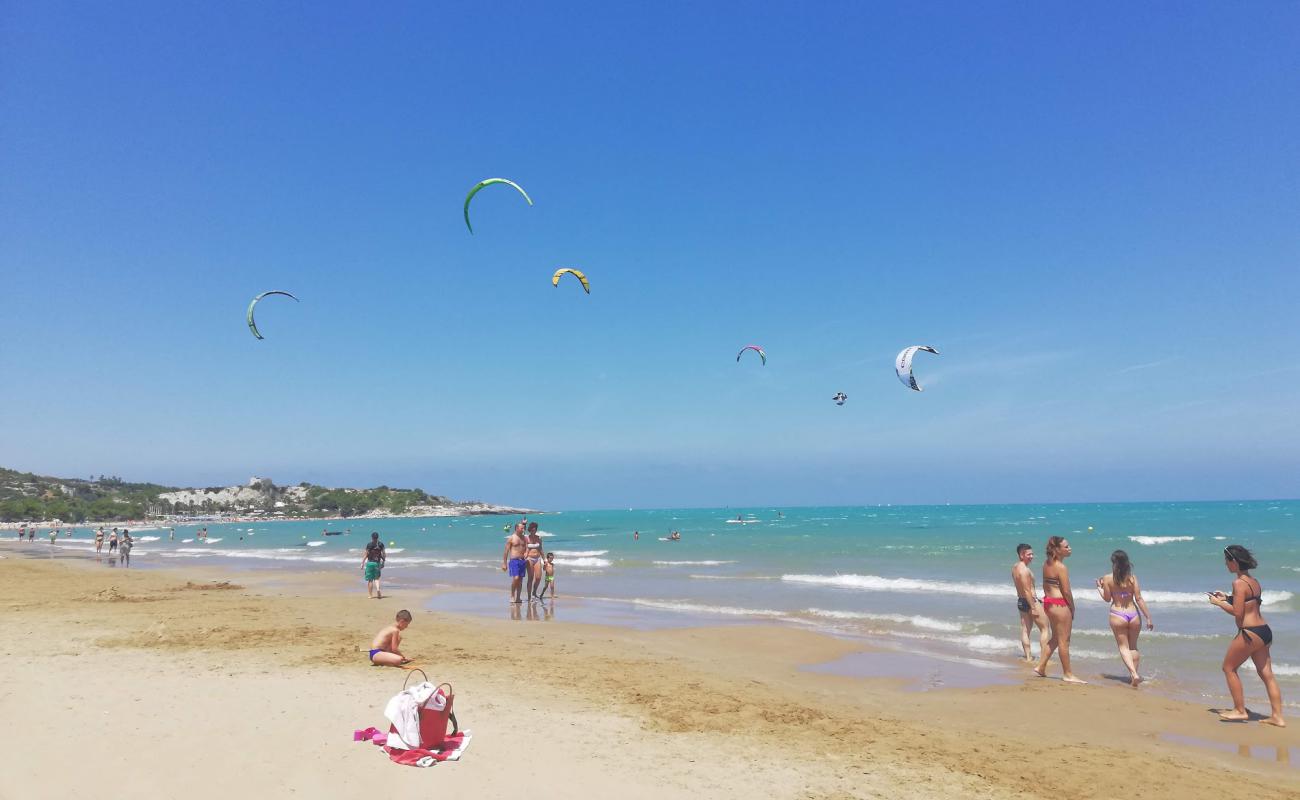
[13, 500, 1300, 706]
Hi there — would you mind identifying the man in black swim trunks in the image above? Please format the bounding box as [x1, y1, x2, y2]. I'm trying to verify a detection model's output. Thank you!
[1012, 543, 1049, 663]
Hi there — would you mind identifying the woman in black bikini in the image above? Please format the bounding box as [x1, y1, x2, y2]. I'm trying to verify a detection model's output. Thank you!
[1208, 544, 1285, 726]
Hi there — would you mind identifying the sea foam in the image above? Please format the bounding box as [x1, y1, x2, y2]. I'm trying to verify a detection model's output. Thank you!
[653, 560, 737, 566]
[804, 608, 964, 632]
[782, 573, 1007, 597]
[1128, 536, 1195, 546]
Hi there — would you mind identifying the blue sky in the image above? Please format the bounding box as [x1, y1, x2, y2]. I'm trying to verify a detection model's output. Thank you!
[2, 3, 1297, 508]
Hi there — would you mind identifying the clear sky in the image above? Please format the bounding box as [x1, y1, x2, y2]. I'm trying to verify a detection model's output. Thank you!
[2, 3, 1297, 508]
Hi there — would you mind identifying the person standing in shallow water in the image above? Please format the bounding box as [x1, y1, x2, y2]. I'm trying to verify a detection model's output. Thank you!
[1209, 544, 1285, 726]
[501, 522, 528, 604]
[362, 532, 386, 599]
[1011, 543, 1049, 663]
[1096, 549, 1152, 688]
[1034, 536, 1086, 684]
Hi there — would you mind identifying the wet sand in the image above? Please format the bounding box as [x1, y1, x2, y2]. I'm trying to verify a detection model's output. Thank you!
[1, 555, 1297, 799]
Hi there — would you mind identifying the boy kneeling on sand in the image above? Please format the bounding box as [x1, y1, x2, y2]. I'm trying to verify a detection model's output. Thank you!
[369, 610, 413, 666]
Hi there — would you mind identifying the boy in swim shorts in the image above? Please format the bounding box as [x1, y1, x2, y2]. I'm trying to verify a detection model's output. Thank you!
[369, 609, 412, 667]
[537, 552, 556, 599]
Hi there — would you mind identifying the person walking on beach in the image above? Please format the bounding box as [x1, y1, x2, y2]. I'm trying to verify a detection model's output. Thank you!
[1095, 549, 1152, 688]
[1209, 544, 1285, 726]
[108, 529, 118, 553]
[525, 522, 544, 600]
[1034, 536, 1086, 684]
[501, 522, 528, 604]
[95, 528, 104, 554]
[120, 530, 133, 566]
[362, 532, 386, 599]
[1012, 543, 1049, 663]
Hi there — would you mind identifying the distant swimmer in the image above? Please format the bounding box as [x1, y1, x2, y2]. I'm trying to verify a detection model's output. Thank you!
[1210, 545, 1285, 726]
[669, 531, 681, 541]
[633, 530, 639, 541]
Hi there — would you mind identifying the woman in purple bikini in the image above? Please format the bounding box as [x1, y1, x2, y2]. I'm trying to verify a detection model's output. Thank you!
[1096, 549, 1153, 688]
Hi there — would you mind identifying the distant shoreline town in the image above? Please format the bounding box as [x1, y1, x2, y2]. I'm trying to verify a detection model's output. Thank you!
[0, 467, 537, 526]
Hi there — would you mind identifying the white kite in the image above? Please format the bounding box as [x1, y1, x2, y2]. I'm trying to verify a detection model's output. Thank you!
[895, 345, 939, 391]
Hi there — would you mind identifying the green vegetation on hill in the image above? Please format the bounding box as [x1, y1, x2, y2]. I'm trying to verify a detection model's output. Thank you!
[304, 485, 452, 517]
[0, 468, 172, 523]
[0, 467, 464, 523]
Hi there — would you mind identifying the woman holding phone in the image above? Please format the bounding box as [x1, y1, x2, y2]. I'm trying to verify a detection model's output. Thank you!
[1208, 544, 1285, 726]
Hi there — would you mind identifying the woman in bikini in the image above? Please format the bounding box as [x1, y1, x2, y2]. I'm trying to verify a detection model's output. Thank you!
[1095, 549, 1153, 687]
[1034, 536, 1086, 684]
[1208, 544, 1285, 726]
[525, 522, 544, 600]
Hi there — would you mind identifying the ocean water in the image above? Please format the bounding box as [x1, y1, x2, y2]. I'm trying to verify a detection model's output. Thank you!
[12, 500, 1300, 705]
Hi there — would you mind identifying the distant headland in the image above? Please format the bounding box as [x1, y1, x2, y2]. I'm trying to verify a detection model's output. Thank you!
[0, 466, 537, 524]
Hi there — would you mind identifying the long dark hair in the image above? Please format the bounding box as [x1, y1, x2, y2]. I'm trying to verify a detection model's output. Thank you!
[1045, 536, 1066, 562]
[1224, 544, 1258, 571]
[1110, 549, 1132, 590]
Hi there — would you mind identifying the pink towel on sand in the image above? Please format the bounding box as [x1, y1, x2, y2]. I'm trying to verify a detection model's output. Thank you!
[354, 726, 471, 767]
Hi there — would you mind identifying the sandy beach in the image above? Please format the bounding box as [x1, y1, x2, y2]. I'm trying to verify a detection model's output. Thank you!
[1, 554, 1297, 799]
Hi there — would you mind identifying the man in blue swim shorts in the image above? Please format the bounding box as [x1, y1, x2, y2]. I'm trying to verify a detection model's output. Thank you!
[501, 522, 529, 604]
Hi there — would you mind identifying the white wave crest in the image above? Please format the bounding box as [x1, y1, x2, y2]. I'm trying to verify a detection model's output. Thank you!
[653, 560, 737, 566]
[558, 557, 611, 568]
[1074, 627, 1217, 640]
[1271, 663, 1300, 677]
[552, 550, 608, 557]
[1128, 536, 1195, 546]
[1140, 589, 1293, 607]
[782, 573, 1006, 597]
[804, 608, 963, 632]
[618, 598, 787, 618]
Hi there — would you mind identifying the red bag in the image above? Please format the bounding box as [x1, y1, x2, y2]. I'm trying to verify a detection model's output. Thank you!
[390, 669, 458, 749]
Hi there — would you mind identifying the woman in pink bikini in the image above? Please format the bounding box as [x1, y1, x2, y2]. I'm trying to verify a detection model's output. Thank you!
[1096, 549, 1153, 687]
[1034, 536, 1086, 684]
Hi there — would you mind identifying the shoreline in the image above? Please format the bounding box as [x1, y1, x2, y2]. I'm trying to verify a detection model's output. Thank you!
[3, 556, 1298, 798]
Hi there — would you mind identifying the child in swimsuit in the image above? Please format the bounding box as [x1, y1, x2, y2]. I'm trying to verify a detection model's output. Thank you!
[538, 552, 556, 599]
[369, 609, 413, 667]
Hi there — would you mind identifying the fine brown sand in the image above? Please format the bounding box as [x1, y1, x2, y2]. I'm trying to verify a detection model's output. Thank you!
[2, 556, 1298, 799]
